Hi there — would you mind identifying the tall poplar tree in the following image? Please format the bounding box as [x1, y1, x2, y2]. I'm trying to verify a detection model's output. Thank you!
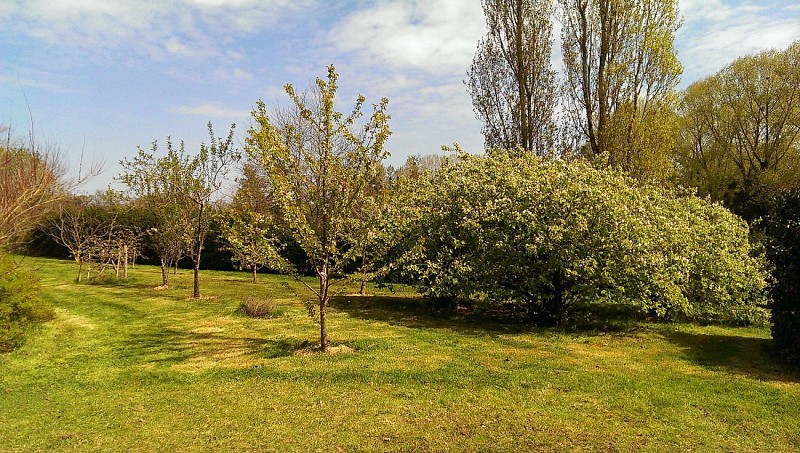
[467, 0, 557, 156]
[560, 0, 682, 175]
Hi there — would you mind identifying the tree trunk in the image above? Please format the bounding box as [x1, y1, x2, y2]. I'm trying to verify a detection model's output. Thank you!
[193, 261, 201, 299]
[319, 298, 328, 352]
[319, 266, 329, 352]
[160, 259, 169, 286]
[359, 277, 366, 296]
[77, 259, 83, 283]
[252, 265, 257, 283]
[115, 248, 121, 279]
[123, 245, 128, 279]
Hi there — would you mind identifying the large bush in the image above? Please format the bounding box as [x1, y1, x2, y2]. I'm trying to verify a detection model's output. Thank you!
[392, 152, 768, 326]
[0, 255, 53, 351]
[764, 189, 800, 364]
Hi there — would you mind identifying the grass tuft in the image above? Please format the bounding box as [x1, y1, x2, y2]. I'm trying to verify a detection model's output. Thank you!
[238, 296, 282, 318]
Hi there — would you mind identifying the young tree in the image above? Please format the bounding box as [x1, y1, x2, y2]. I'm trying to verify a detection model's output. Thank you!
[120, 149, 191, 287]
[246, 65, 391, 351]
[467, 0, 557, 155]
[121, 123, 239, 297]
[49, 197, 115, 282]
[560, 0, 682, 171]
[220, 207, 281, 283]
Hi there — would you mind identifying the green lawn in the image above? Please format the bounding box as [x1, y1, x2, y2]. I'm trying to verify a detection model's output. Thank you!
[1, 257, 799, 452]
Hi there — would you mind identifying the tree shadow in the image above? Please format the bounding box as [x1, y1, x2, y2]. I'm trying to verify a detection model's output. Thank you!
[331, 295, 655, 338]
[116, 327, 303, 367]
[330, 295, 541, 336]
[662, 330, 800, 383]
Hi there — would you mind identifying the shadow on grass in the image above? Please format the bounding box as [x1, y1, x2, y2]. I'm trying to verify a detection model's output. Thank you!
[663, 330, 800, 383]
[116, 327, 306, 366]
[332, 295, 543, 336]
[331, 295, 651, 338]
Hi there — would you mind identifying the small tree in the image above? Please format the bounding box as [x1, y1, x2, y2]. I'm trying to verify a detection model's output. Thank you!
[121, 123, 239, 297]
[120, 150, 192, 287]
[246, 65, 391, 351]
[49, 197, 116, 282]
[220, 208, 280, 283]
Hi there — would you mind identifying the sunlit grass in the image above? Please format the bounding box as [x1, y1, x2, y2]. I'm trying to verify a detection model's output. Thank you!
[1, 257, 798, 451]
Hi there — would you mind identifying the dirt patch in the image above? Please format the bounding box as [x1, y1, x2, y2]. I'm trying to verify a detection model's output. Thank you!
[189, 326, 225, 335]
[296, 344, 356, 356]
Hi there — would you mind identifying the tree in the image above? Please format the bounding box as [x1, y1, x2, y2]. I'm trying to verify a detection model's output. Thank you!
[467, 0, 557, 155]
[560, 0, 682, 174]
[0, 131, 65, 248]
[676, 42, 800, 220]
[49, 196, 116, 282]
[764, 188, 800, 364]
[120, 147, 192, 287]
[121, 123, 239, 297]
[246, 65, 391, 351]
[220, 204, 281, 283]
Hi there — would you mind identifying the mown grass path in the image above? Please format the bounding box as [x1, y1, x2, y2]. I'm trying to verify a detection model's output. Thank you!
[1, 258, 799, 451]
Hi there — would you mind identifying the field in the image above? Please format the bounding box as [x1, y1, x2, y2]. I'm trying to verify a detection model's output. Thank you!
[1, 257, 799, 452]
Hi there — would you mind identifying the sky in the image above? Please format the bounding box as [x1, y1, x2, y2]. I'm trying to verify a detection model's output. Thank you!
[1, 0, 799, 193]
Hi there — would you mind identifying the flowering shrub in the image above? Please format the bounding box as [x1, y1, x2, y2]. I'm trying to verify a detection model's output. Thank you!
[393, 152, 768, 326]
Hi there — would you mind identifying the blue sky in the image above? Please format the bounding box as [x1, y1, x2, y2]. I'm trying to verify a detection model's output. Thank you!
[2, 0, 799, 193]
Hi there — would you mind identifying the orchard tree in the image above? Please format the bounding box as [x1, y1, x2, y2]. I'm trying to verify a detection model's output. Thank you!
[120, 147, 192, 287]
[560, 0, 682, 176]
[220, 205, 281, 283]
[49, 196, 116, 282]
[121, 123, 239, 297]
[467, 0, 557, 155]
[246, 65, 391, 351]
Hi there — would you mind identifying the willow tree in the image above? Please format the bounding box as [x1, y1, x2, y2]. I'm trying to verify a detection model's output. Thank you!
[560, 0, 682, 177]
[467, 0, 557, 155]
[676, 41, 800, 219]
[246, 65, 391, 351]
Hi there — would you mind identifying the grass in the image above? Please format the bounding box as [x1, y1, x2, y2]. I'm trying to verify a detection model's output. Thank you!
[1, 257, 799, 452]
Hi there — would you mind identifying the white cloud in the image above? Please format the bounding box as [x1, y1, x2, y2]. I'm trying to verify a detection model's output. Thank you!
[677, 0, 800, 83]
[328, 0, 486, 76]
[2, 0, 312, 64]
